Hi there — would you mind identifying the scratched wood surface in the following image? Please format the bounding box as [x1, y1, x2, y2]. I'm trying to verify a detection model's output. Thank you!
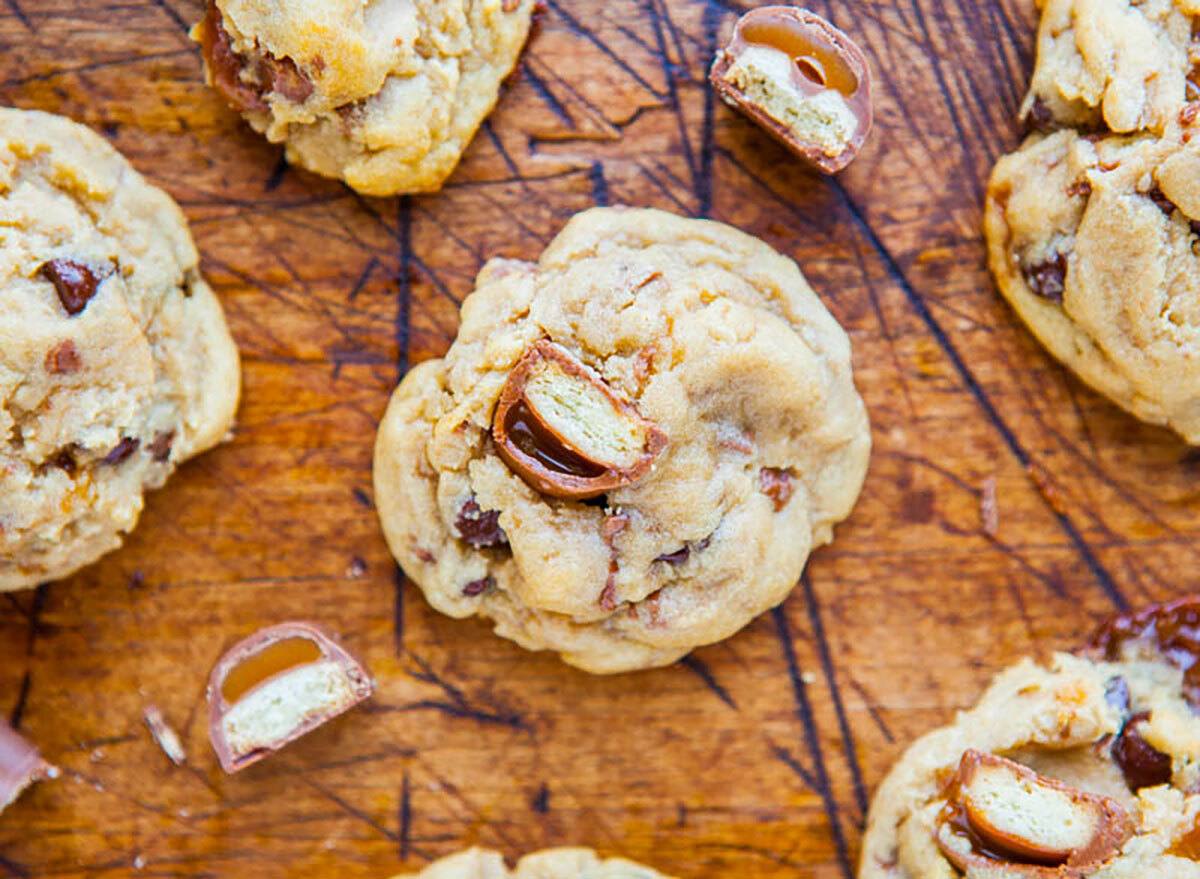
[1, 1, 1196, 877]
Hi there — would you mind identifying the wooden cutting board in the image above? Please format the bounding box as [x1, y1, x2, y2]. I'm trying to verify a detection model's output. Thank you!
[1, 1, 1192, 877]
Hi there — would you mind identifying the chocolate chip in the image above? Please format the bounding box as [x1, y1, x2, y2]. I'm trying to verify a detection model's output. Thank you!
[462, 576, 493, 597]
[1022, 253, 1067, 303]
[1091, 597, 1200, 710]
[654, 535, 712, 566]
[759, 468, 794, 511]
[102, 437, 140, 465]
[48, 446, 78, 477]
[1182, 103, 1200, 127]
[1026, 96, 1054, 133]
[196, 1, 313, 113]
[1148, 187, 1176, 217]
[148, 431, 175, 463]
[1112, 713, 1172, 791]
[40, 260, 103, 316]
[454, 497, 507, 548]
[44, 340, 82, 375]
[655, 547, 690, 565]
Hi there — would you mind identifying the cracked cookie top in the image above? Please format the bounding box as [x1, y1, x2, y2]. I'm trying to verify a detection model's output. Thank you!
[860, 596, 1200, 879]
[193, 0, 535, 195]
[0, 108, 240, 591]
[373, 206, 870, 673]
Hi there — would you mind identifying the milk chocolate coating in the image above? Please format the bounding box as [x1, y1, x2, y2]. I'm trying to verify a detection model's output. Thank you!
[206, 621, 373, 774]
[492, 341, 668, 500]
[935, 750, 1134, 876]
[0, 721, 51, 812]
[709, 6, 874, 173]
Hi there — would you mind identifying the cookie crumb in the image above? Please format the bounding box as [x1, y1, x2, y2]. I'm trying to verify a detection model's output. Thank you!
[980, 475, 998, 538]
[143, 705, 186, 765]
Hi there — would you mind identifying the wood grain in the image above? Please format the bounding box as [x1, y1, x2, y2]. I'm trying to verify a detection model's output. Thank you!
[1, 1, 1196, 877]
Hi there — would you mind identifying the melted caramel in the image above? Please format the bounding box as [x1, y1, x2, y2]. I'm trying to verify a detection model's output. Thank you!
[221, 636, 324, 705]
[740, 17, 859, 97]
[503, 399, 607, 479]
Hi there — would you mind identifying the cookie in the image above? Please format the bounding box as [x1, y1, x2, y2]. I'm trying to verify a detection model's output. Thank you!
[373, 206, 870, 674]
[0, 109, 240, 592]
[984, 125, 1200, 441]
[193, 0, 536, 196]
[390, 847, 674, 879]
[1022, 0, 1198, 135]
[860, 596, 1200, 878]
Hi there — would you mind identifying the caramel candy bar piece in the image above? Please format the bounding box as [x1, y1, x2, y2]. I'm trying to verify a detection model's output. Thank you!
[710, 6, 873, 173]
[492, 340, 668, 500]
[0, 721, 52, 813]
[207, 622, 373, 774]
[935, 750, 1133, 875]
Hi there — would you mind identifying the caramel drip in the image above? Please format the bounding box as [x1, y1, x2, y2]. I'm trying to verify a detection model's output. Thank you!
[221, 637, 325, 705]
[503, 399, 607, 479]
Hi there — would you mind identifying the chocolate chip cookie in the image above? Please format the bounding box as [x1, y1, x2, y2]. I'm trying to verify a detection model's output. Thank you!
[373, 207, 870, 674]
[0, 109, 241, 592]
[391, 847, 674, 879]
[1022, 0, 1199, 135]
[985, 125, 1200, 441]
[193, 0, 536, 196]
[860, 596, 1200, 878]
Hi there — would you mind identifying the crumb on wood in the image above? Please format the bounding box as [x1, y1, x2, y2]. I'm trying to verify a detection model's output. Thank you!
[1027, 462, 1068, 515]
[143, 705, 186, 765]
[980, 475, 998, 538]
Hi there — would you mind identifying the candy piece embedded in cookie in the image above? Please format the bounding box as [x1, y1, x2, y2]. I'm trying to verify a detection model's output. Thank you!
[0, 108, 241, 592]
[492, 341, 668, 500]
[710, 6, 873, 173]
[374, 206, 870, 674]
[985, 125, 1200, 442]
[207, 622, 373, 773]
[192, 0, 537, 196]
[388, 847, 677, 879]
[0, 722, 53, 813]
[935, 750, 1134, 875]
[859, 595, 1200, 879]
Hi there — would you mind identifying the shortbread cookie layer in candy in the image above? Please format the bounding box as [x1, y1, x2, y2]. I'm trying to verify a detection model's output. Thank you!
[207, 622, 373, 773]
[374, 206, 870, 674]
[193, 0, 536, 196]
[0, 109, 240, 592]
[985, 125, 1200, 442]
[390, 847, 675, 879]
[860, 596, 1200, 878]
[1022, 0, 1199, 135]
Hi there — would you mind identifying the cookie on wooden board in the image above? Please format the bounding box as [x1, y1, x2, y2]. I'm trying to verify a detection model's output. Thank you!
[192, 0, 536, 196]
[389, 847, 675, 879]
[860, 596, 1200, 878]
[1021, 0, 1197, 135]
[0, 109, 240, 593]
[374, 206, 870, 674]
[986, 125, 1200, 442]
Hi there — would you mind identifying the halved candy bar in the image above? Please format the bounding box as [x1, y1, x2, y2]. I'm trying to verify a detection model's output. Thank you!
[0, 721, 52, 813]
[935, 750, 1133, 875]
[207, 622, 373, 774]
[492, 341, 667, 500]
[710, 6, 873, 173]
